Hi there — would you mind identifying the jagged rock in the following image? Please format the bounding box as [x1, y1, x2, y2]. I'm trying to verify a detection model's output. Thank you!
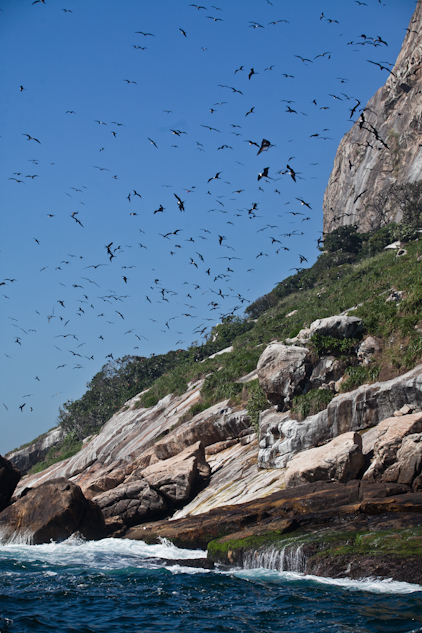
[382, 434, 422, 488]
[323, 1, 422, 234]
[284, 432, 364, 488]
[259, 365, 422, 468]
[0, 455, 21, 512]
[309, 356, 347, 388]
[6, 427, 65, 475]
[152, 405, 251, 461]
[357, 336, 382, 365]
[286, 315, 363, 345]
[0, 479, 105, 544]
[363, 412, 422, 483]
[94, 478, 167, 527]
[257, 343, 310, 405]
[134, 441, 210, 502]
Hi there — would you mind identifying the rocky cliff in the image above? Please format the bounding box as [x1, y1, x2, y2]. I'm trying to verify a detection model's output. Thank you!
[323, 0, 422, 233]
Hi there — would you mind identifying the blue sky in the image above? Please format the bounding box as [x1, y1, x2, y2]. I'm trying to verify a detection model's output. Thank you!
[0, 0, 417, 453]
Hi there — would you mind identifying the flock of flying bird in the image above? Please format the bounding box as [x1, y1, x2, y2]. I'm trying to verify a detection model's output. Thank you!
[2, 0, 402, 422]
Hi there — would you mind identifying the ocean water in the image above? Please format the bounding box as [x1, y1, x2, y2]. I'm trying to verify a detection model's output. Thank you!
[0, 537, 421, 633]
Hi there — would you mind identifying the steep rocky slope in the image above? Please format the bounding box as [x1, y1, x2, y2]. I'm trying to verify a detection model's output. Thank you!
[323, 0, 422, 233]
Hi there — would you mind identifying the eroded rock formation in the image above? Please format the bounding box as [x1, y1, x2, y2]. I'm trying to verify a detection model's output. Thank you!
[0, 479, 105, 544]
[323, 1, 422, 233]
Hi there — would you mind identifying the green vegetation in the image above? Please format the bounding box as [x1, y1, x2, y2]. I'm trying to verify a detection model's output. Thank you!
[207, 525, 422, 563]
[26, 192, 422, 471]
[291, 388, 335, 421]
[29, 432, 83, 474]
[246, 380, 269, 431]
[339, 365, 381, 392]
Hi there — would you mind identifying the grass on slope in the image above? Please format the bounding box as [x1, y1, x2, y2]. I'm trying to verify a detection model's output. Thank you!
[29, 227, 422, 472]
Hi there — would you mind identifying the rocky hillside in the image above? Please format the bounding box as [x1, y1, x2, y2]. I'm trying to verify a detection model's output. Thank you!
[323, 0, 422, 234]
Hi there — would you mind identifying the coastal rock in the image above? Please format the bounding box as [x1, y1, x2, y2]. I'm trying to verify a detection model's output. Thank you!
[259, 364, 422, 468]
[136, 441, 210, 502]
[151, 405, 251, 461]
[284, 432, 364, 488]
[382, 433, 422, 488]
[257, 343, 310, 405]
[6, 427, 65, 475]
[0, 455, 21, 512]
[94, 478, 167, 527]
[363, 413, 422, 483]
[0, 479, 105, 544]
[125, 480, 419, 549]
[323, 1, 422, 234]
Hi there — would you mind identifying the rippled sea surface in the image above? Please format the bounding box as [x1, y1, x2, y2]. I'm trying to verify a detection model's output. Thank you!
[0, 537, 421, 633]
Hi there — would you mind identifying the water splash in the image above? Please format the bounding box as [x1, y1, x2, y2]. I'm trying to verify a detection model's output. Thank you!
[0, 528, 33, 546]
[243, 543, 306, 573]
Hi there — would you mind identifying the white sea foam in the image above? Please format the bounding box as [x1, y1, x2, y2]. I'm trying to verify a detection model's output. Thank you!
[229, 567, 422, 594]
[0, 536, 206, 571]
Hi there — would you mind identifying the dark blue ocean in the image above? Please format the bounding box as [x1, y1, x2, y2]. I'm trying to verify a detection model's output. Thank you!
[0, 537, 421, 633]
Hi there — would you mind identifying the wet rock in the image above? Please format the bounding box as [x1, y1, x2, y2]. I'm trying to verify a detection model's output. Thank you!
[257, 343, 310, 405]
[0, 479, 105, 544]
[284, 432, 364, 488]
[0, 455, 21, 513]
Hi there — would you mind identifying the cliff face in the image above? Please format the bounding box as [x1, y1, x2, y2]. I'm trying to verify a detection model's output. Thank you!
[323, 0, 422, 234]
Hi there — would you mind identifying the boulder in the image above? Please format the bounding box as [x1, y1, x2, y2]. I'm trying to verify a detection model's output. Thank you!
[363, 412, 422, 483]
[382, 433, 422, 488]
[257, 343, 310, 405]
[309, 356, 347, 389]
[357, 336, 382, 365]
[286, 315, 363, 345]
[284, 432, 364, 488]
[0, 455, 21, 512]
[94, 478, 167, 527]
[0, 479, 105, 544]
[137, 441, 210, 502]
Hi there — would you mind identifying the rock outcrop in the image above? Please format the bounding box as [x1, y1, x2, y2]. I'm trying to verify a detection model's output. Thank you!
[259, 364, 422, 468]
[0, 455, 21, 512]
[363, 412, 422, 487]
[323, 0, 422, 234]
[257, 343, 310, 406]
[0, 479, 105, 544]
[6, 426, 65, 475]
[284, 432, 364, 488]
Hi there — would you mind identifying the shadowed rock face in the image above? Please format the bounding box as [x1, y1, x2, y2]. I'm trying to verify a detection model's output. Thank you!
[0, 455, 21, 512]
[323, 0, 422, 234]
[0, 479, 105, 544]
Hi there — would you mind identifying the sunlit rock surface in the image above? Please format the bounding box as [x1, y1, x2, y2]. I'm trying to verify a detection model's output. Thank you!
[259, 365, 422, 468]
[323, 1, 422, 233]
